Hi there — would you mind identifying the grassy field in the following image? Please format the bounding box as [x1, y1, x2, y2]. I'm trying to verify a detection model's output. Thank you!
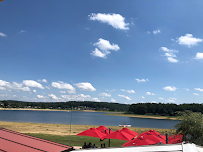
[0, 121, 176, 148]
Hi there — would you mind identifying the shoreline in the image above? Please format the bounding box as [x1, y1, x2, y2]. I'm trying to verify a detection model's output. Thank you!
[103, 113, 178, 120]
[0, 121, 175, 136]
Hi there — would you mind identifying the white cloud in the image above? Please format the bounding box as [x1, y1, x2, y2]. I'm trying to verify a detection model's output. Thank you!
[45, 86, 51, 90]
[135, 78, 149, 82]
[118, 94, 132, 100]
[194, 88, 203, 92]
[91, 38, 120, 58]
[195, 52, 203, 59]
[48, 94, 58, 100]
[153, 30, 161, 35]
[126, 90, 135, 93]
[93, 38, 120, 52]
[23, 80, 44, 89]
[193, 93, 199, 96]
[147, 31, 150, 34]
[99, 93, 111, 97]
[160, 47, 178, 63]
[167, 98, 176, 103]
[37, 95, 44, 99]
[0, 80, 12, 89]
[74, 82, 96, 91]
[151, 101, 157, 103]
[159, 97, 164, 100]
[17, 87, 31, 92]
[177, 34, 202, 47]
[0, 32, 7, 37]
[19, 30, 26, 33]
[185, 88, 189, 91]
[141, 96, 145, 99]
[61, 94, 91, 101]
[12, 82, 31, 92]
[91, 48, 108, 58]
[121, 89, 135, 93]
[146, 92, 156, 95]
[42, 79, 48, 83]
[106, 89, 116, 92]
[60, 91, 66, 93]
[33, 90, 37, 93]
[0, 87, 6, 90]
[92, 98, 101, 102]
[89, 13, 129, 30]
[163, 86, 177, 91]
[51, 81, 75, 93]
[111, 98, 116, 102]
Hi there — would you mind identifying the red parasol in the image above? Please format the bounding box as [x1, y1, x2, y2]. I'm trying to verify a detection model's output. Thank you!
[77, 127, 106, 139]
[96, 126, 113, 135]
[168, 133, 183, 144]
[101, 130, 135, 141]
[139, 130, 166, 140]
[138, 132, 166, 144]
[122, 136, 157, 147]
[120, 128, 138, 137]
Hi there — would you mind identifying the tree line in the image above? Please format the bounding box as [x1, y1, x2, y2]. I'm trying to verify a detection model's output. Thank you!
[0, 100, 129, 112]
[128, 103, 203, 116]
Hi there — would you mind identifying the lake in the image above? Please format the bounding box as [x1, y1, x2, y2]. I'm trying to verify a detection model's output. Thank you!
[0, 110, 180, 129]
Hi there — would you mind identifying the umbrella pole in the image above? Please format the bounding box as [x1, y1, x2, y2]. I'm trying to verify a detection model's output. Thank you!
[109, 128, 110, 147]
[69, 106, 73, 146]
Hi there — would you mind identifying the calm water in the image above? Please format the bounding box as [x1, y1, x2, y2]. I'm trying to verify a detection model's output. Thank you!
[0, 110, 180, 129]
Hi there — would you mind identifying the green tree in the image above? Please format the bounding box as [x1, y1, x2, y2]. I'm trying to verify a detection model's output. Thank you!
[174, 111, 203, 146]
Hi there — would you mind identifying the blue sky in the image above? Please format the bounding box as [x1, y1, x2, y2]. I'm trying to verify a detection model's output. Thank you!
[1, 0, 203, 104]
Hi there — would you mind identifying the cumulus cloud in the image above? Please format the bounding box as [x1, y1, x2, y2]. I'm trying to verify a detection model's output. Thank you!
[91, 38, 120, 58]
[163, 86, 177, 91]
[0, 80, 12, 89]
[153, 30, 161, 35]
[19, 30, 26, 33]
[23, 80, 44, 89]
[185, 88, 189, 91]
[135, 78, 149, 82]
[195, 52, 203, 60]
[33, 90, 37, 93]
[151, 101, 157, 103]
[37, 95, 44, 99]
[74, 82, 96, 91]
[194, 88, 203, 92]
[99, 93, 111, 97]
[60, 91, 66, 93]
[160, 47, 178, 63]
[118, 94, 132, 100]
[111, 98, 116, 102]
[193, 93, 199, 96]
[90, 48, 108, 58]
[141, 96, 145, 99]
[121, 89, 135, 93]
[48, 94, 58, 100]
[146, 92, 156, 95]
[89, 13, 129, 30]
[0, 32, 7, 37]
[177, 34, 202, 47]
[51, 81, 75, 94]
[61, 94, 92, 101]
[159, 97, 176, 103]
[42, 79, 48, 83]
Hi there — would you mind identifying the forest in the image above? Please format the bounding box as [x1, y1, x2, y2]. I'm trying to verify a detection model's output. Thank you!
[0, 100, 129, 112]
[1, 100, 203, 116]
[128, 103, 203, 116]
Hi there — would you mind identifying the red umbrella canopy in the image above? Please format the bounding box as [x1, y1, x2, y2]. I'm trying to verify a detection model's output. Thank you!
[122, 136, 157, 147]
[138, 132, 166, 144]
[139, 130, 166, 140]
[168, 133, 183, 144]
[77, 128, 106, 139]
[102, 130, 135, 141]
[120, 128, 138, 137]
[96, 126, 113, 135]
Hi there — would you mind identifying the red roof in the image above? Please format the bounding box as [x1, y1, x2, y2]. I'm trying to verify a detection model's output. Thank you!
[0, 127, 73, 152]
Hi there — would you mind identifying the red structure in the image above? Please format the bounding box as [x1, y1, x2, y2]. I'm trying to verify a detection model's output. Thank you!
[0, 127, 73, 152]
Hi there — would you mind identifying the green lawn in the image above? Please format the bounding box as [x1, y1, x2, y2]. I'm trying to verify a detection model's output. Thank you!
[26, 133, 127, 148]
